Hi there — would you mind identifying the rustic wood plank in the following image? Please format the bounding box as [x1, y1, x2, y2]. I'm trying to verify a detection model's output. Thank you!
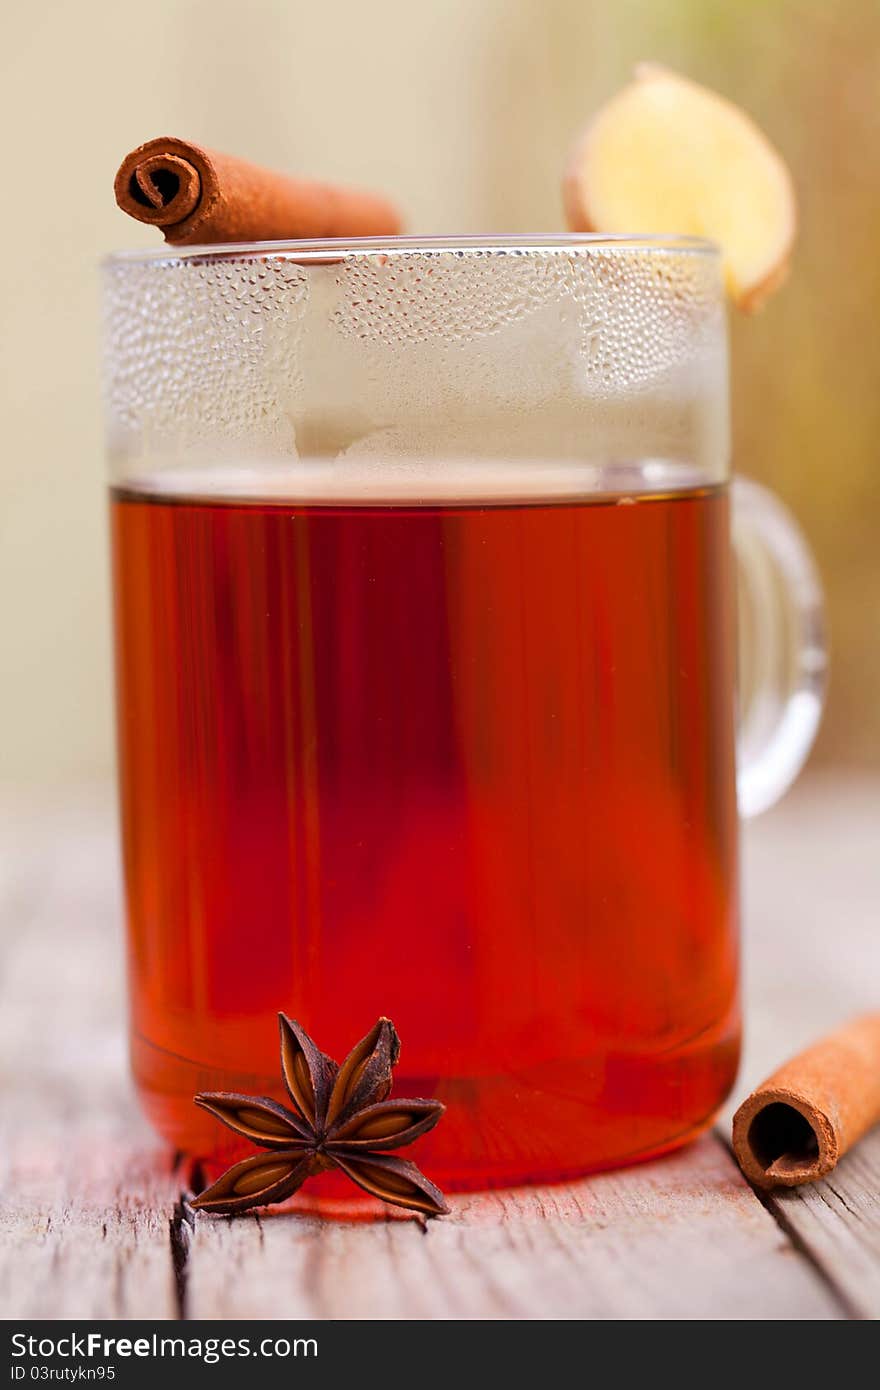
[749, 1129, 880, 1320]
[2, 777, 877, 1320]
[185, 1133, 840, 1320]
[0, 1111, 180, 1320]
[728, 772, 880, 1319]
[0, 795, 179, 1319]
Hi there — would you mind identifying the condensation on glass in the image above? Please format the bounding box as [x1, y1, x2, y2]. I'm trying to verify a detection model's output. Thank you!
[103, 234, 729, 501]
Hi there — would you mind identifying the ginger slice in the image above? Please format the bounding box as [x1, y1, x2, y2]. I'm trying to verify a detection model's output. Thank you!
[564, 64, 796, 312]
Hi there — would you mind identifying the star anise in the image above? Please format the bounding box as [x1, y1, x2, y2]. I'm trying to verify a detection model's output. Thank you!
[190, 1014, 449, 1218]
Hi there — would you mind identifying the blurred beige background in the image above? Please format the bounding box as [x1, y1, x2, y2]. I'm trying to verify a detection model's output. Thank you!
[1, 0, 878, 785]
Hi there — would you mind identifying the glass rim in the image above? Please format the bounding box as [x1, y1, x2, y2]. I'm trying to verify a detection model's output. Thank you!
[103, 231, 719, 268]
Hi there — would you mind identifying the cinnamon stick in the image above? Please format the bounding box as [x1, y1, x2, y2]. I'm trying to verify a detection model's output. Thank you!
[732, 1014, 880, 1188]
[114, 136, 403, 245]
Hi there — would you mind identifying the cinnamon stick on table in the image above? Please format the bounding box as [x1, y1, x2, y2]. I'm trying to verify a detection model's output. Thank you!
[115, 136, 403, 245]
[732, 1013, 880, 1188]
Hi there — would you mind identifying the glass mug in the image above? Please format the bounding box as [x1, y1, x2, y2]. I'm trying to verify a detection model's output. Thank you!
[102, 236, 825, 1188]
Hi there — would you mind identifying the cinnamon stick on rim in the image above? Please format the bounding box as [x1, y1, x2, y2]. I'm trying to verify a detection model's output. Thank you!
[115, 136, 403, 245]
[732, 1014, 880, 1188]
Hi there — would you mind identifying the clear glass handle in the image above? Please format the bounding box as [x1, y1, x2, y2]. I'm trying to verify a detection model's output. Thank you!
[733, 478, 827, 817]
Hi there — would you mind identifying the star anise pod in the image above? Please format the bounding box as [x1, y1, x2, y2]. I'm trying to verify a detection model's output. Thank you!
[190, 1015, 449, 1218]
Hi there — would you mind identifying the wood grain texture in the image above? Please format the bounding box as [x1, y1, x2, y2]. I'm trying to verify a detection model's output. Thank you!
[0, 776, 877, 1320]
[0, 795, 179, 1319]
[0, 1112, 179, 1320]
[730, 772, 880, 1318]
[746, 1129, 880, 1320]
[185, 1134, 838, 1320]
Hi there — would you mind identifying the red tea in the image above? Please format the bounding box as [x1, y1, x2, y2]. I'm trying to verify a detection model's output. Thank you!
[111, 481, 739, 1187]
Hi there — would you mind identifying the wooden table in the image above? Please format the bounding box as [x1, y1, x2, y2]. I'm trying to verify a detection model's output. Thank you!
[2, 774, 878, 1321]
